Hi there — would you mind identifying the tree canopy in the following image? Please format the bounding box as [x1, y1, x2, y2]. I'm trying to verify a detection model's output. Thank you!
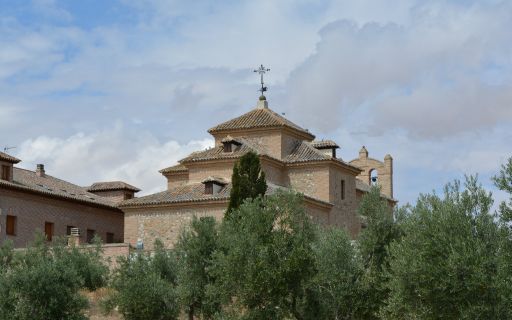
[226, 151, 267, 215]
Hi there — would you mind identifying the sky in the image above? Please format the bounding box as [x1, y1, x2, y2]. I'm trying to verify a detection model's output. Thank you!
[1, 0, 511, 206]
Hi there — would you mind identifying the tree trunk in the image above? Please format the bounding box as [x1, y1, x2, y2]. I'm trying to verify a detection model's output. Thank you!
[188, 306, 194, 320]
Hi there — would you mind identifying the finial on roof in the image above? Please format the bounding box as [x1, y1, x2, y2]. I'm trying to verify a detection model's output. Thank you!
[254, 64, 270, 101]
[359, 146, 368, 159]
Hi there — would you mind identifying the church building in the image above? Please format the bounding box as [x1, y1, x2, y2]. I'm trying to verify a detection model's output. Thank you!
[120, 94, 395, 249]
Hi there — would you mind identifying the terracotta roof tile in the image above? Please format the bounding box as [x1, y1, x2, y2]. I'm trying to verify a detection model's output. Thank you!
[159, 163, 188, 174]
[120, 182, 332, 208]
[180, 138, 259, 163]
[201, 176, 228, 184]
[87, 181, 140, 192]
[0, 151, 21, 164]
[0, 168, 119, 210]
[311, 140, 339, 149]
[284, 141, 331, 163]
[208, 107, 315, 139]
[120, 182, 231, 207]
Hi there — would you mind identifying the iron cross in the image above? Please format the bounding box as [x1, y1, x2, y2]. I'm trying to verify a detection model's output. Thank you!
[254, 64, 270, 96]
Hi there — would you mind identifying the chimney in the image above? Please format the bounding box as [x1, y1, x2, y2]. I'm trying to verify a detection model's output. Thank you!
[36, 164, 45, 177]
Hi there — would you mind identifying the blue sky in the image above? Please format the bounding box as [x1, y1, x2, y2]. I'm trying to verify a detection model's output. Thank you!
[1, 0, 511, 206]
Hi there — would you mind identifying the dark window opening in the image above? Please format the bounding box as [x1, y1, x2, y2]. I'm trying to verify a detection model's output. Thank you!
[86, 229, 95, 243]
[45, 222, 54, 241]
[106, 232, 114, 244]
[223, 143, 232, 152]
[124, 193, 133, 200]
[1, 165, 9, 181]
[340, 180, 345, 200]
[205, 182, 213, 194]
[6, 215, 16, 236]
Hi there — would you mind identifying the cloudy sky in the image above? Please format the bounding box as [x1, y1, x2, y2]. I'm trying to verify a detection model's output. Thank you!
[1, 0, 511, 205]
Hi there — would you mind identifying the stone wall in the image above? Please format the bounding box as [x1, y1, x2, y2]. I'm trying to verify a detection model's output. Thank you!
[89, 190, 132, 203]
[123, 203, 226, 249]
[0, 188, 124, 248]
[285, 164, 330, 202]
[165, 171, 189, 190]
[328, 166, 361, 237]
[349, 149, 393, 198]
[188, 161, 235, 183]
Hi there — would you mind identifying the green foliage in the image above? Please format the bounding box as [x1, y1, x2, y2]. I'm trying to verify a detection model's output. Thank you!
[0, 233, 88, 320]
[176, 216, 220, 319]
[226, 151, 267, 215]
[55, 237, 108, 291]
[356, 186, 402, 319]
[212, 190, 316, 319]
[493, 156, 512, 222]
[104, 239, 179, 320]
[382, 176, 508, 319]
[310, 227, 362, 319]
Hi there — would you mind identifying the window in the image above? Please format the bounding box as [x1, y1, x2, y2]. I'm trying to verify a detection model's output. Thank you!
[340, 180, 345, 200]
[1, 165, 9, 181]
[223, 142, 232, 152]
[86, 229, 95, 243]
[66, 225, 76, 236]
[45, 222, 54, 241]
[205, 182, 213, 194]
[106, 232, 114, 244]
[124, 193, 133, 200]
[6, 215, 16, 236]
[370, 169, 378, 186]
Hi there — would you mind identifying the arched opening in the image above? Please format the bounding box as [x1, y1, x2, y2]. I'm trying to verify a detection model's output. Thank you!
[369, 169, 378, 186]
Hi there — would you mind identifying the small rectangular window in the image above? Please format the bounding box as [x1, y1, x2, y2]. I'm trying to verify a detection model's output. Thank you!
[223, 143, 232, 152]
[124, 193, 133, 200]
[106, 232, 114, 244]
[340, 180, 345, 200]
[45, 222, 54, 241]
[6, 215, 16, 236]
[205, 182, 213, 195]
[86, 229, 95, 243]
[1, 165, 10, 181]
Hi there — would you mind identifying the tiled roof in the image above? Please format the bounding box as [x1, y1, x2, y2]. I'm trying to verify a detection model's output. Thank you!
[87, 181, 140, 192]
[120, 182, 231, 207]
[284, 141, 331, 163]
[159, 163, 188, 174]
[0, 168, 120, 210]
[180, 138, 259, 163]
[208, 107, 315, 139]
[0, 151, 21, 164]
[201, 176, 228, 184]
[120, 182, 333, 208]
[311, 140, 339, 149]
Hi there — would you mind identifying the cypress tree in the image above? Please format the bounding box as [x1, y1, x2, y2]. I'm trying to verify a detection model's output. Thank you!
[226, 151, 267, 215]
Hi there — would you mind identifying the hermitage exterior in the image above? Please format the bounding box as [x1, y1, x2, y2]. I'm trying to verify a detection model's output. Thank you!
[120, 96, 396, 249]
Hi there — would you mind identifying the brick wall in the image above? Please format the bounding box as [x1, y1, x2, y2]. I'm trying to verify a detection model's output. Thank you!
[328, 166, 361, 237]
[188, 161, 235, 183]
[124, 203, 226, 249]
[165, 172, 189, 190]
[285, 164, 331, 201]
[0, 188, 124, 248]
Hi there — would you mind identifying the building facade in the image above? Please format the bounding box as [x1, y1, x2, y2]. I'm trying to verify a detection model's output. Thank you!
[0, 151, 138, 248]
[121, 97, 395, 249]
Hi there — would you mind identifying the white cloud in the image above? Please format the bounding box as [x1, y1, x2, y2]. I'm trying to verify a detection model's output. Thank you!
[16, 125, 214, 195]
[282, 1, 512, 138]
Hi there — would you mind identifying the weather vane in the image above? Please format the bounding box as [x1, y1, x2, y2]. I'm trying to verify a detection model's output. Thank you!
[254, 64, 270, 99]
